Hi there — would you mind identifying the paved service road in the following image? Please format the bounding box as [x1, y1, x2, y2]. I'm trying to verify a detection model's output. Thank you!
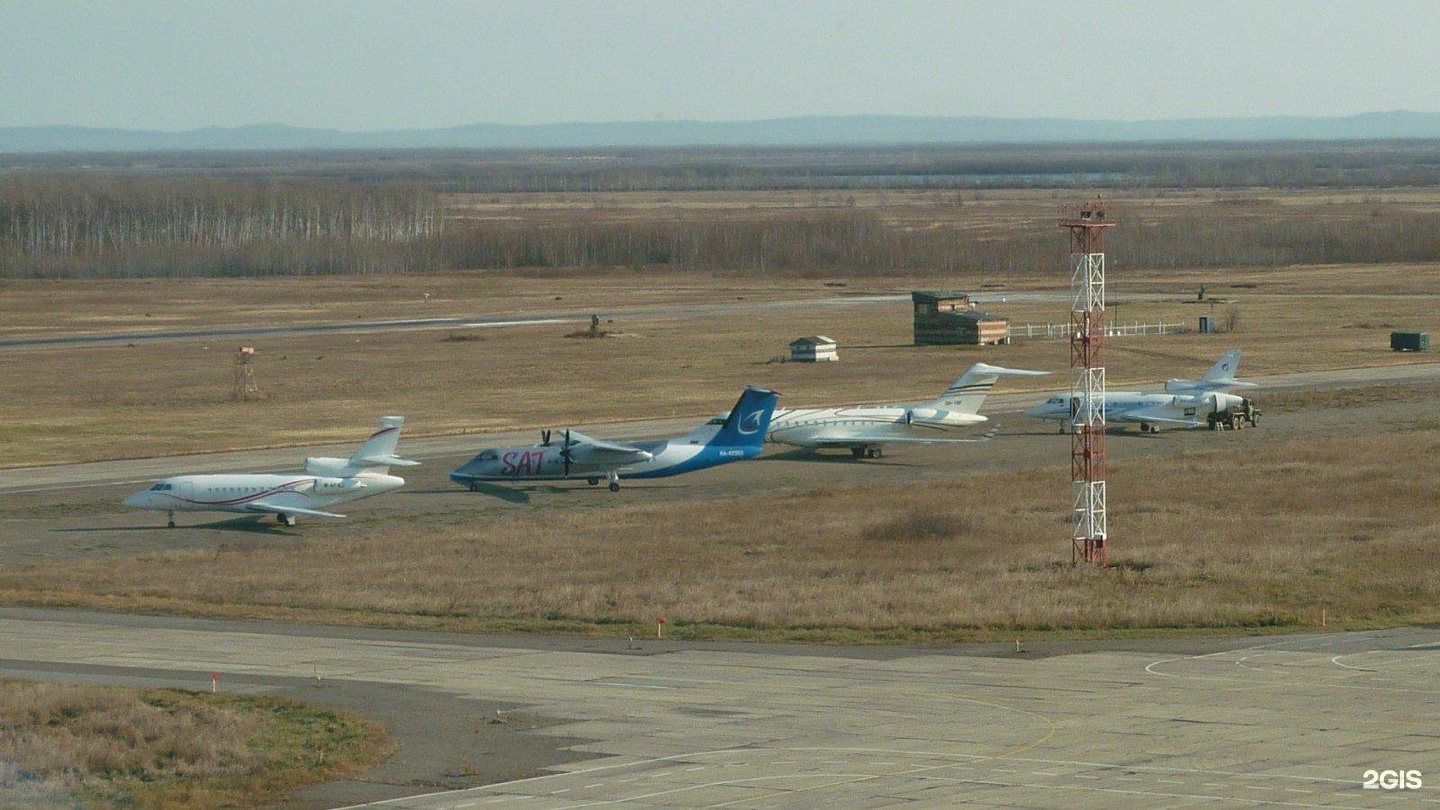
[0, 610, 1435, 808]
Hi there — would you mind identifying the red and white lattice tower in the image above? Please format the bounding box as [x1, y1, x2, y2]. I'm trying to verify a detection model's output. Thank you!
[1060, 199, 1113, 566]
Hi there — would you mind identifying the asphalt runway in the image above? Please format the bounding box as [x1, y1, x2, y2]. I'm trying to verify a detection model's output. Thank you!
[0, 610, 1435, 808]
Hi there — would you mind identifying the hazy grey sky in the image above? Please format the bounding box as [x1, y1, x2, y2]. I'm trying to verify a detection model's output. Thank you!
[2, 0, 1436, 131]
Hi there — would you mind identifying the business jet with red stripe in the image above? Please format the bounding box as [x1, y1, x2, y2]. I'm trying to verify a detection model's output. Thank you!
[123, 416, 417, 527]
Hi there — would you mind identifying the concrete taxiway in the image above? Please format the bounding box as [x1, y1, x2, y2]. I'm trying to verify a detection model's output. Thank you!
[0, 610, 1436, 808]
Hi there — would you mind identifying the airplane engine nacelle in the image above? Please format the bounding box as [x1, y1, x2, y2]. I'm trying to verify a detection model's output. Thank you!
[314, 477, 366, 493]
[305, 457, 350, 476]
[1163, 378, 1198, 394]
[905, 407, 946, 426]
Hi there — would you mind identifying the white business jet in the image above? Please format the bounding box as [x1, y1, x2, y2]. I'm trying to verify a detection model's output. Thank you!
[123, 416, 418, 527]
[1024, 349, 1256, 433]
[762, 363, 1047, 458]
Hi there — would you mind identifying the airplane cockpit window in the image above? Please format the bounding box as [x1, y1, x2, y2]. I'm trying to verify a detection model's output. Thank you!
[149, 482, 173, 491]
[477, 450, 499, 461]
[1046, 396, 1065, 405]
[706, 417, 726, 426]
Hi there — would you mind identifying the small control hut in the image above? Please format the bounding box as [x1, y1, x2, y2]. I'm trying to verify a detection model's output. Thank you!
[788, 335, 838, 362]
[912, 291, 1009, 346]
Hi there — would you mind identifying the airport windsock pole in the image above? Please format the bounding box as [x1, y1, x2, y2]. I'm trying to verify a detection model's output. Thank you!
[1061, 198, 1113, 566]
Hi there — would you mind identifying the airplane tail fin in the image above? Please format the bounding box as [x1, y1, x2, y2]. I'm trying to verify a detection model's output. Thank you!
[1198, 349, 1255, 389]
[348, 416, 421, 473]
[926, 363, 1049, 414]
[1166, 349, 1256, 393]
[707, 386, 781, 448]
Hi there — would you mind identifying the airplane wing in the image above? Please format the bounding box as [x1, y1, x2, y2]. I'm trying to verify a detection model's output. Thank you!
[1112, 410, 1203, 428]
[809, 429, 998, 447]
[585, 437, 650, 456]
[243, 502, 347, 519]
[561, 431, 653, 462]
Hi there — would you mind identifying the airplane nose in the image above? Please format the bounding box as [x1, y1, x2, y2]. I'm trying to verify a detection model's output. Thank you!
[122, 492, 145, 508]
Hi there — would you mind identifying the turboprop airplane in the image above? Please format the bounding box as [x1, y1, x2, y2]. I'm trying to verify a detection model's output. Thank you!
[449, 386, 779, 493]
[760, 363, 1047, 458]
[1024, 349, 1257, 433]
[123, 416, 418, 527]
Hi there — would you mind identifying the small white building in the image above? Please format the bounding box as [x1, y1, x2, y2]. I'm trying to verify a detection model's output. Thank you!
[788, 335, 838, 362]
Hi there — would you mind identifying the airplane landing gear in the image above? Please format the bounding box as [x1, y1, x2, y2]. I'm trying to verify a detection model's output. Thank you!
[468, 482, 480, 492]
[166, 510, 176, 529]
[851, 446, 882, 459]
[606, 471, 621, 492]
[587, 477, 600, 486]
[278, 513, 297, 527]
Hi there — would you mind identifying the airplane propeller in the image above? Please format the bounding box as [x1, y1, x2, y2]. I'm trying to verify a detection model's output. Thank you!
[560, 428, 572, 476]
[541, 429, 552, 446]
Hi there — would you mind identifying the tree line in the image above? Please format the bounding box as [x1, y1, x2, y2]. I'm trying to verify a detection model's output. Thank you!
[1, 172, 1438, 278]
[0, 175, 441, 277]
[436, 208, 1440, 277]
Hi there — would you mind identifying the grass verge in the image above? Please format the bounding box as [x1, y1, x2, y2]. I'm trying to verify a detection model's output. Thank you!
[0, 680, 392, 808]
[2, 428, 1437, 644]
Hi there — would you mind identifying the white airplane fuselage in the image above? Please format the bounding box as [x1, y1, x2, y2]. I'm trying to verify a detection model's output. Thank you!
[1025, 390, 1245, 432]
[123, 472, 406, 522]
[765, 406, 987, 449]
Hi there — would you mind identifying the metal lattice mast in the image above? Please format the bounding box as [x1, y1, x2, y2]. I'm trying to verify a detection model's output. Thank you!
[1060, 199, 1113, 566]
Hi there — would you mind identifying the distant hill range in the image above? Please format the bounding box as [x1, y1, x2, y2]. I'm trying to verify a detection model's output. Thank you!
[4, 112, 1440, 153]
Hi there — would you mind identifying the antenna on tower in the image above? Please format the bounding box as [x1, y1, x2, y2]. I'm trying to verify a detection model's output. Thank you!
[232, 346, 260, 401]
[1059, 198, 1114, 567]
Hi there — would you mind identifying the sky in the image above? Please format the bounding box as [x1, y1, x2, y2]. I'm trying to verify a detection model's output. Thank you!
[2, 0, 1437, 131]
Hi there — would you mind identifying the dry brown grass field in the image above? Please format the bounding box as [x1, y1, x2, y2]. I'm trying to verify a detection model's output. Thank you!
[3, 258, 1439, 466]
[2, 423, 1436, 642]
[0, 679, 391, 807]
[3, 186, 1439, 643]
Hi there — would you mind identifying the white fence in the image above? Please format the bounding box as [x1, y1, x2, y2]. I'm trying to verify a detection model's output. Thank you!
[1009, 322, 1186, 341]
